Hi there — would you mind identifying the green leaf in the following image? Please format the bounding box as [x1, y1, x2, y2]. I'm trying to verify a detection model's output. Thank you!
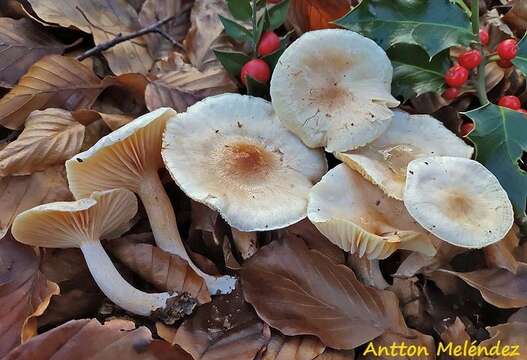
[387, 44, 450, 100]
[465, 104, 527, 215]
[512, 35, 527, 76]
[214, 50, 251, 79]
[246, 75, 269, 99]
[219, 15, 253, 43]
[268, 0, 290, 30]
[227, 0, 252, 21]
[256, 8, 270, 45]
[262, 47, 286, 69]
[336, 0, 474, 57]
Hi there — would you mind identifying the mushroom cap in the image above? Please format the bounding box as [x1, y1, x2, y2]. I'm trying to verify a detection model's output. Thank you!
[12, 188, 138, 248]
[404, 156, 514, 248]
[66, 108, 177, 198]
[337, 111, 474, 200]
[162, 93, 328, 232]
[308, 164, 437, 260]
[270, 29, 400, 153]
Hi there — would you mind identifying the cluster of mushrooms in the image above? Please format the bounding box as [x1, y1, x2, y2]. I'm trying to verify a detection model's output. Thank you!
[11, 29, 514, 318]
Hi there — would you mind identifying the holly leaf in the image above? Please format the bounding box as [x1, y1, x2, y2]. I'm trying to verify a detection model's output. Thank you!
[227, 0, 252, 21]
[465, 104, 527, 215]
[512, 35, 527, 76]
[214, 50, 251, 80]
[387, 44, 450, 100]
[336, 0, 474, 57]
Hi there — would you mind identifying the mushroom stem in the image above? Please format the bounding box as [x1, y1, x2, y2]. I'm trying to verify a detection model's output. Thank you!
[80, 240, 171, 316]
[231, 228, 258, 259]
[138, 172, 237, 295]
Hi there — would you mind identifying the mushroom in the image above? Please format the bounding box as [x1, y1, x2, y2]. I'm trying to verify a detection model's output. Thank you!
[65, 108, 236, 294]
[11, 189, 176, 316]
[308, 164, 437, 259]
[162, 93, 327, 232]
[404, 156, 514, 248]
[337, 111, 474, 199]
[270, 29, 400, 152]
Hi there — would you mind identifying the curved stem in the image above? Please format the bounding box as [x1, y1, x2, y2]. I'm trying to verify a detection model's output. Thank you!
[138, 172, 237, 295]
[472, 0, 489, 105]
[80, 241, 170, 316]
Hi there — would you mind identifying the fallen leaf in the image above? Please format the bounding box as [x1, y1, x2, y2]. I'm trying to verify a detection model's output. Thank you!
[0, 109, 85, 176]
[503, 0, 527, 37]
[110, 241, 211, 304]
[441, 263, 527, 308]
[146, 57, 236, 112]
[389, 278, 429, 330]
[508, 307, 527, 323]
[139, 0, 192, 59]
[0, 166, 72, 240]
[4, 318, 192, 359]
[0, 55, 110, 129]
[480, 322, 527, 360]
[438, 317, 471, 360]
[173, 288, 271, 359]
[26, 0, 154, 74]
[0, 18, 69, 86]
[0, 236, 59, 358]
[484, 226, 520, 274]
[288, 0, 355, 33]
[241, 237, 390, 350]
[72, 109, 133, 130]
[262, 334, 325, 360]
[315, 349, 355, 359]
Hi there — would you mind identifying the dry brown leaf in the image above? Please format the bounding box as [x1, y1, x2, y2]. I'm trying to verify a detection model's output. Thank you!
[503, 0, 527, 37]
[4, 318, 193, 359]
[508, 307, 527, 323]
[26, 0, 154, 75]
[0, 166, 72, 240]
[441, 263, 527, 308]
[484, 226, 520, 273]
[287, 0, 355, 33]
[240, 237, 390, 350]
[139, 0, 192, 59]
[0, 55, 110, 130]
[262, 334, 325, 360]
[315, 350, 355, 360]
[110, 241, 211, 304]
[184, 0, 231, 70]
[0, 18, 68, 86]
[480, 322, 527, 360]
[438, 317, 471, 360]
[0, 236, 59, 358]
[173, 288, 271, 359]
[347, 254, 389, 290]
[146, 61, 236, 112]
[0, 109, 85, 176]
[72, 109, 133, 130]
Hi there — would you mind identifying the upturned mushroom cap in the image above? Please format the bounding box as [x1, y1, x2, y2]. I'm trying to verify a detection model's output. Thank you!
[404, 156, 514, 248]
[66, 108, 176, 198]
[270, 29, 400, 152]
[308, 164, 437, 259]
[337, 111, 474, 199]
[162, 93, 328, 232]
[12, 188, 138, 248]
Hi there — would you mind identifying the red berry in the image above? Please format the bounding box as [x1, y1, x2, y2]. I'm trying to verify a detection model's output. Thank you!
[497, 59, 513, 68]
[444, 65, 469, 87]
[458, 50, 482, 70]
[479, 29, 489, 46]
[498, 95, 522, 110]
[460, 121, 474, 137]
[497, 39, 518, 60]
[443, 87, 460, 100]
[240, 59, 271, 86]
[258, 32, 281, 57]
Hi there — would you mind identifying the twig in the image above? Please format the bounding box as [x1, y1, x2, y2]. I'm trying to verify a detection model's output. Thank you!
[75, 8, 178, 61]
[471, 0, 489, 105]
[252, 0, 258, 54]
[153, 28, 184, 50]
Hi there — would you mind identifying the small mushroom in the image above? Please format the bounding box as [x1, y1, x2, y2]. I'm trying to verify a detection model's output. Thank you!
[404, 156, 514, 248]
[270, 29, 399, 152]
[162, 93, 328, 232]
[66, 108, 236, 294]
[308, 164, 437, 259]
[337, 111, 474, 200]
[11, 189, 176, 316]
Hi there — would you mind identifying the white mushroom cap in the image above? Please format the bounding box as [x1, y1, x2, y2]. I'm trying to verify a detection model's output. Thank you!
[308, 164, 437, 260]
[337, 111, 474, 199]
[404, 156, 514, 248]
[270, 29, 400, 153]
[66, 108, 177, 198]
[162, 93, 328, 232]
[12, 189, 138, 248]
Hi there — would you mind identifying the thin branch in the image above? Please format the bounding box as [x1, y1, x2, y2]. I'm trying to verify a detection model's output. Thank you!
[471, 0, 489, 105]
[153, 28, 184, 50]
[75, 9, 178, 61]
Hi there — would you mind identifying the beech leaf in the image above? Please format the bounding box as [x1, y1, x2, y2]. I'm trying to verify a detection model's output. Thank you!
[0, 109, 85, 176]
[240, 237, 390, 350]
[262, 334, 325, 360]
[287, 0, 354, 33]
[479, 322, 527, 360]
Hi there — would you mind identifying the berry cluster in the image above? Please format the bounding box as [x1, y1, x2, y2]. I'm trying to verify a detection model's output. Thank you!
[240, 31, 281, 86]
